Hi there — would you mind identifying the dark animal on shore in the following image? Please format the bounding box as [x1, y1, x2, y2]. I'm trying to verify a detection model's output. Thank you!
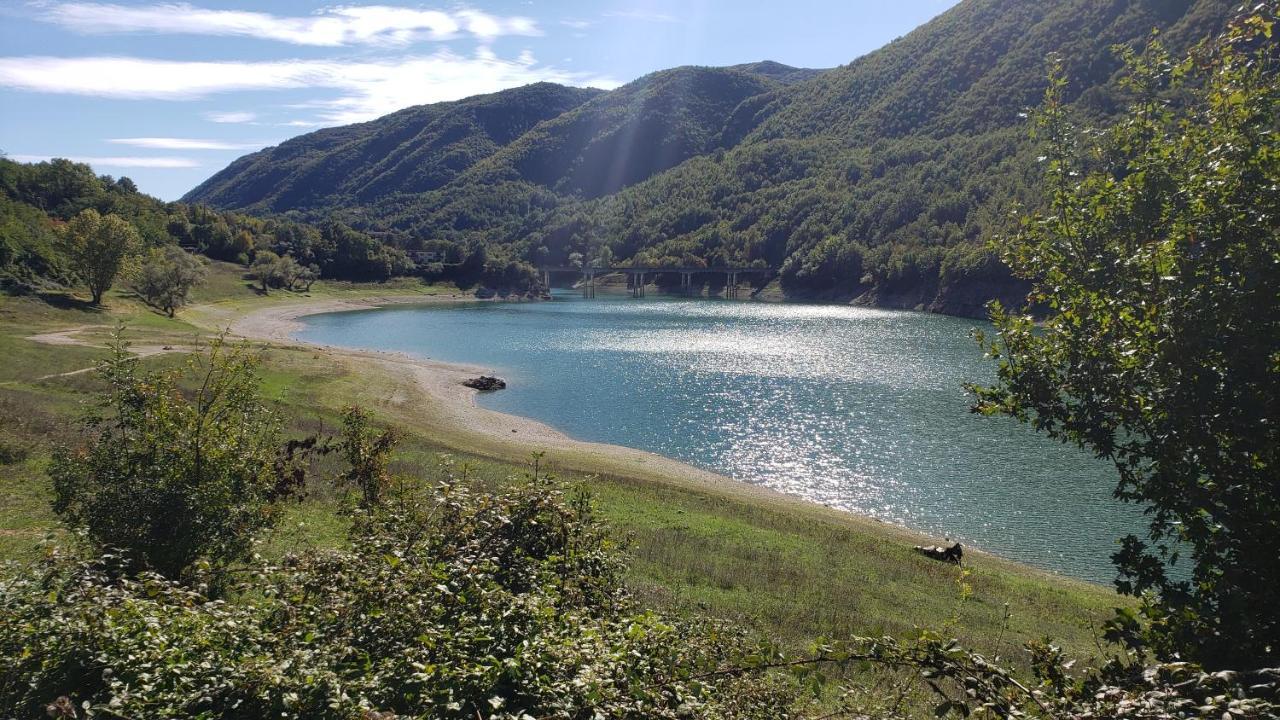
[463, 375, 506, 391]
[914, 542, 963, 565]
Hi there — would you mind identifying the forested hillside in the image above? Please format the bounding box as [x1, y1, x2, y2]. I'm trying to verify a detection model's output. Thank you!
[185, 0, 1238, 316]
[0, 157, 416, 293]
[186, 83, 603, 216]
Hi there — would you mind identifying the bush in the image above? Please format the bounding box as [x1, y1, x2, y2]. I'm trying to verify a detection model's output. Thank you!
[49, 331, 289, 583]
[972, 12, 1280, 668]
[0, 469, 798, 719]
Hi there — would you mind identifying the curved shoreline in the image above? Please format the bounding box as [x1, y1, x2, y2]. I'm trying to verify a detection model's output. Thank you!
[216, 294, 1106, 585]
[224, 297, 802, 509]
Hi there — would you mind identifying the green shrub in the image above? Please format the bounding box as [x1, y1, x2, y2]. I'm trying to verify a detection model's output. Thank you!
[49, 331, 288, 584]
[0, 473, 797, 719]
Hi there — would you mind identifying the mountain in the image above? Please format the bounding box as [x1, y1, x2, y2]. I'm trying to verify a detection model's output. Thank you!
[185, 0, 1238, 316]
[185, 83, 603, 214]
[186, 64, 814, 212]
[726, 60, 827, 86]
[457, 65, 793, 198]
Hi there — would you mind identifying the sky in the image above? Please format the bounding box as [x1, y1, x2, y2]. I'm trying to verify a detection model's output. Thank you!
[0, 1, 959, 200]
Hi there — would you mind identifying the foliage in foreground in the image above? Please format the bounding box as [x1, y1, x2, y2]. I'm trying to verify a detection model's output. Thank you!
[49, 332, 289, 585]
[973, 7, 1280, 668]
[4, 473, 1279, 719]
[2, 473, 797, 719]
[4, 333, 1280, 717]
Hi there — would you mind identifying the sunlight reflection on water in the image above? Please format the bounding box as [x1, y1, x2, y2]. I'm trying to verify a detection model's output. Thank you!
[299, 294, 1141, 582]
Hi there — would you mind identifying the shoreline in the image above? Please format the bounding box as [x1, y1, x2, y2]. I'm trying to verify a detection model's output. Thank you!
[224, 296, 792, 505]
[215, 293, 1106, 586]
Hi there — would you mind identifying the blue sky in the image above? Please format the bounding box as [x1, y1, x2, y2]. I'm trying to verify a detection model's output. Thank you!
[0, 1, 958, 200]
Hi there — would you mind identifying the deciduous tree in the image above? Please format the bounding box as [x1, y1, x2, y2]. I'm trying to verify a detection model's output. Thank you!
[129, 245, 205, 316]
[249, 249, 280, 293]
[62, 208, 139, 304]
[972, 11, 1279, 668]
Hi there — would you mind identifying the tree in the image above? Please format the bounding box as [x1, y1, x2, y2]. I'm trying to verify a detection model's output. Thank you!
[62, 208, 139, 304]
[249, 250, 280, 292]
[296, 262, 319, 291]
[972, 11, 1279, 668]
[50, 331, 289, 582]
[273, 253, 303, 289]
[591, 244, 613, 268]
[129, 245, 205, 317]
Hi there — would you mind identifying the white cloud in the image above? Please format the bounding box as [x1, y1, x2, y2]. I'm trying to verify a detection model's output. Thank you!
[38, 2, 541, 46]
[560, 18, 592, 30]
[206, 110, 256, 123]
[603, 10, 678, 23]
[9, 153, 200, 168]
[0, 51, 620, 124]
[108, 137, 264, 150]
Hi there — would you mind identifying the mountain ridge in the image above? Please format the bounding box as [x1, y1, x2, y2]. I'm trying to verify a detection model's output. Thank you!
[184, 0, 1238, 317]
[185, 82, 606, 214]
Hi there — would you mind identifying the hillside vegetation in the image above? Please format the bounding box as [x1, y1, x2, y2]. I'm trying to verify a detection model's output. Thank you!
[1, 155, 545, 297]
[184, 0, 1238, 316]
[186, 83, 603, 215]
[3, 0, 1277, 715]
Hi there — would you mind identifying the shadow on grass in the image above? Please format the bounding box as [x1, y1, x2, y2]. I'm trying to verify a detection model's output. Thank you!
[35, 292, 103, 314]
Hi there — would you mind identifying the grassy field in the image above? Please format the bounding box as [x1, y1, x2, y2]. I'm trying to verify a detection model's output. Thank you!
[0, 261, 1128, 667]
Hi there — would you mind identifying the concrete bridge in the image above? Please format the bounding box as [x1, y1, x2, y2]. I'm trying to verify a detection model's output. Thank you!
[540, 265, 770, 298]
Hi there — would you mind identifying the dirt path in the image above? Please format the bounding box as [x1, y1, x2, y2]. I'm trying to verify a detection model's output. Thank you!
[27, 326, 193, 379]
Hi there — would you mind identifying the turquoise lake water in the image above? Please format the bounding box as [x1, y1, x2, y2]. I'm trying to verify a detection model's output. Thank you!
[298, 292, 1140, 582]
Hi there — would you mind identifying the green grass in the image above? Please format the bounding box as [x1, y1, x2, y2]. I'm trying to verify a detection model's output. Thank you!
[0, 263, 1129, 668]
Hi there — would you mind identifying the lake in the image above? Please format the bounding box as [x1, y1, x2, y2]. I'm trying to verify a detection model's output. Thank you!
[298, 292, 1140, 582]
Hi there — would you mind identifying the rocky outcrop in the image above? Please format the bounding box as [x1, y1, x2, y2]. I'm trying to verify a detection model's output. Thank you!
[462, 376, 506, 391]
